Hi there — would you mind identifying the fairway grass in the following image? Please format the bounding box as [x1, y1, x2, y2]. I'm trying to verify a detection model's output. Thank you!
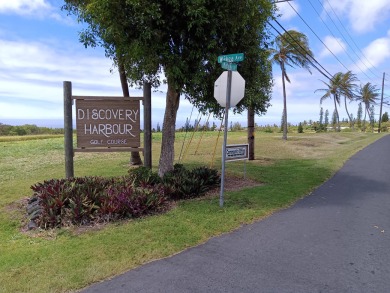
[0, 131, 387, 292]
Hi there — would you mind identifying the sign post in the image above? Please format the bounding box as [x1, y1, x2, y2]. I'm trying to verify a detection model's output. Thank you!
[220, 70, 232, 207]
[214, 53, 245, 207]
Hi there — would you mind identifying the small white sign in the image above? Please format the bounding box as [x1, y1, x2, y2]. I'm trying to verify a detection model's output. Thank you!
[225, 144, 249, 161]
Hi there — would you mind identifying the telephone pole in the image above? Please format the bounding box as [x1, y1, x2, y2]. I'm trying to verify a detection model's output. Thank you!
[378, 72, 385, 133]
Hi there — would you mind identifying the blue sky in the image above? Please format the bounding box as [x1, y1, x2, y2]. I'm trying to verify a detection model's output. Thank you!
[0, 0, 389, 128]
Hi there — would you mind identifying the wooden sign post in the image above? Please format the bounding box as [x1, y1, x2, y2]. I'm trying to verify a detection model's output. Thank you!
[64, 81, 151, 178]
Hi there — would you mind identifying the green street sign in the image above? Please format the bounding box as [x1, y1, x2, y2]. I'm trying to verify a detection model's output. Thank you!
[218, 53, 244, 64]
[221, 61, 237, 71]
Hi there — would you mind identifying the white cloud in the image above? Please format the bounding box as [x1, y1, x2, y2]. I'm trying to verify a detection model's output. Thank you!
[0, 0, 72, 24]
[320, 36, 347, 58]
[276, 1, 300, 21]
[352, 33, 390, 72]
[0, 0, 51, 15]
[0, 38, 169, 120]
[324, 0, 390, 33]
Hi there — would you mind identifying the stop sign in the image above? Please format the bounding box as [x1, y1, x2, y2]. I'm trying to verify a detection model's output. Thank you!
[214, 71, 245, 108]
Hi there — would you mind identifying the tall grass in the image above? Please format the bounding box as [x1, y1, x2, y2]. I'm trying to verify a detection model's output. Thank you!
[0, 131, 386, 292]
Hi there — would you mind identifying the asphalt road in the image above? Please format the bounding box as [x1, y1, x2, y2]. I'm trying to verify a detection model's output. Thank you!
[81, 135, 390, 293]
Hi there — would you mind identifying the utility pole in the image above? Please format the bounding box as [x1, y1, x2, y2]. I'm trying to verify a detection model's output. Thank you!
[378, 72, 385, 133]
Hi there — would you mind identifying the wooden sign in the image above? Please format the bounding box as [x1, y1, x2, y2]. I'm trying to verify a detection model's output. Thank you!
[76, 99, 140, 148]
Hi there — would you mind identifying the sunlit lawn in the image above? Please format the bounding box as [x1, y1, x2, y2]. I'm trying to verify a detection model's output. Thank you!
[0, 131, 386, 292]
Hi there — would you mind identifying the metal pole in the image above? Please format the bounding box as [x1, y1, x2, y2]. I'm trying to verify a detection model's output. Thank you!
[220, 70, 232, 207]
[378, 72, 385, 133]
[143, 82, 152, 168]
[64, 81, 74, 178]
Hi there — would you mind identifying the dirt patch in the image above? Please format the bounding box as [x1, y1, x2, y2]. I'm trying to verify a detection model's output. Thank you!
[223, 175, 262, 191]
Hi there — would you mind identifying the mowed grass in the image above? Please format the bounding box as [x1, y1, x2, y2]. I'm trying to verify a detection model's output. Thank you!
[0, 131, 387, 292]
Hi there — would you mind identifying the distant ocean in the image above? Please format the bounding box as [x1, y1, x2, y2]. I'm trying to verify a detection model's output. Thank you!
[1, 117, 261, 129]
[1, 119, 193, 129]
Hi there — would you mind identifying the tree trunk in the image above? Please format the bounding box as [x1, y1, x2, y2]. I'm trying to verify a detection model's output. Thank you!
[334, 96, 340, 132]
[344, 96, 353, 129]
[248, 107, 255, 160]
[118, 60, 143, 165]
[158, 82, 180, 177]
[363, 106, 367, 129]
[281, 63, 288, 140]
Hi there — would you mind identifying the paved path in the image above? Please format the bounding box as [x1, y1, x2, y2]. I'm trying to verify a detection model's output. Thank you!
[82, 135, 390, 293]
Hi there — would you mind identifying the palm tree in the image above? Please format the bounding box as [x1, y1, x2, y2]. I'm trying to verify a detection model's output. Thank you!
[340, 71, 358, 127]
[356, 82, 380, 130]
[269, 30, 313, 140]
[315, 71, 357, 132]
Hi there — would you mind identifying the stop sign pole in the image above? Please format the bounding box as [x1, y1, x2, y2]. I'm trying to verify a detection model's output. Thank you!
[216, 53, 245, 207]
[220, 70, 232, 207]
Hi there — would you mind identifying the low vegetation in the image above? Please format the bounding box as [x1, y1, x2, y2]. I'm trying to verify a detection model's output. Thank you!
[0, 123, 63, 136]
[28, 165, 219, 229]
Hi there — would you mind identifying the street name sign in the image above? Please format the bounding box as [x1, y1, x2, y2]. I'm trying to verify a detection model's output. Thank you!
[221, 61, 237, 71]
[218, 53, 244, 64]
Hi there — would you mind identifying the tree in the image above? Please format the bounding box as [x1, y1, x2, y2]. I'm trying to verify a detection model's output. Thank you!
[280, 110, 285, 132]
[357, 102, 363, 129]
[340, 71, 358, 127]
[382, 112, 389, 122]
[331, 109, 337, 130]
[319, 107, 324, 126]
[298, 122, 303, 133]
[269, 30, 313, 140]
[64, 0, 275, 176]
[315, 71, 357, 132]
[370, 105, 375, 130]
[324, 109, 329, 129]
[355, 82, 380, 129]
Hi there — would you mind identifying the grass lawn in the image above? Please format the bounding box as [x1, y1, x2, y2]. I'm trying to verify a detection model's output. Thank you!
[0, 131, 387, 292]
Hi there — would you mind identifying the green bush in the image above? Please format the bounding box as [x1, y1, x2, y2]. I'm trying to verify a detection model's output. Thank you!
[29, 177, 167, 229]
[128, 166, 161, 187]
[28, 165, 220, 229]
[162, 164, 220, 200]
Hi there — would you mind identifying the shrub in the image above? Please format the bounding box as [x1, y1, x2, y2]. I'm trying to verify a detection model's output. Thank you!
[29, 176, 167, 229]
[28, 165, 220, 229]
[162, 164, 220, 200]
[128, 166, 161, 187]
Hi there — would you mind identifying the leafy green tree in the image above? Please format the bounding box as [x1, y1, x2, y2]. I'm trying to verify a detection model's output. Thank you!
[382, 112, 389, 122]
[355, 82, 380, 129]
[316, 71, 358, 132]
[63, 0, 274, 176]
[269, 30, 313, 140]
[298, 122, 303, 133]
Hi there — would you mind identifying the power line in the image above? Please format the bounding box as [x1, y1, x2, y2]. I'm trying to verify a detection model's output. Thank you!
[307, 0, 375, 81]
[322, 0, 388, 81]
[268, 19, 332, 81]
[286, 1, 350, 73]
